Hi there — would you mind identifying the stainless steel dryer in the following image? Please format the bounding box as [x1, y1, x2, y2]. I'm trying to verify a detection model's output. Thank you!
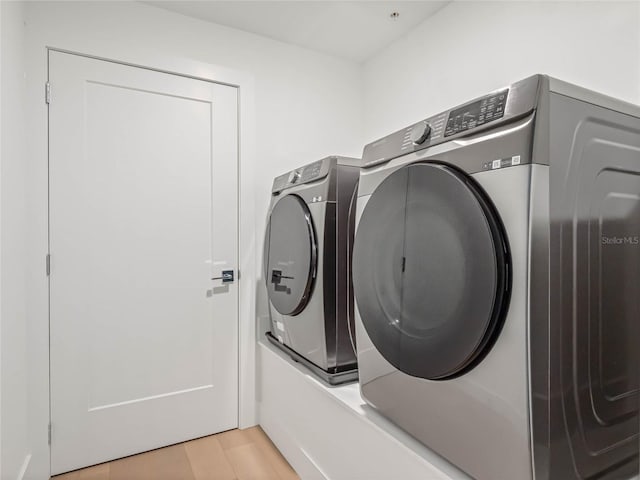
[265, 156, 360, 385]
[352, 75, 640, 479]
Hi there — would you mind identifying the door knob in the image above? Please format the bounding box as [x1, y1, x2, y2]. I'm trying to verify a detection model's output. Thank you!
[212, 270, 234, 283]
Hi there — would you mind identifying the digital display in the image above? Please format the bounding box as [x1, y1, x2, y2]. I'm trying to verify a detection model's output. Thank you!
[444, 89, 509, 137]
[301, 161, 323, 182]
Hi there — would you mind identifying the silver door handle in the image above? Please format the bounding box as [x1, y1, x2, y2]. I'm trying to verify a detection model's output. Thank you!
[212, 270, 234, 283]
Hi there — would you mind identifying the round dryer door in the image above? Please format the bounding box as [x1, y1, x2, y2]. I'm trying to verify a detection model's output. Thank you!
[265, 194, 317, 316]
[352, 162, 511, 380]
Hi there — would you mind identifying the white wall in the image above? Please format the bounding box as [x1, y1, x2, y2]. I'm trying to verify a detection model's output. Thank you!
[363, 1, 640, 142]
[17, 2, 363, 478]
[0, 2, 30, 479]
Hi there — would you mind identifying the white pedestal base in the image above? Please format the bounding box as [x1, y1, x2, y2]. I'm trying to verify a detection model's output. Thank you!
[257, 340, 470, 480]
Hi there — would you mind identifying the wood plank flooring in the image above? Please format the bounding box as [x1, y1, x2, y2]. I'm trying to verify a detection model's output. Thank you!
[52, 427, 299, 480]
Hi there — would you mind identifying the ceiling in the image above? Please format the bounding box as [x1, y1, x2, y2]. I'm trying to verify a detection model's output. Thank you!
[145, 1, 450, 63]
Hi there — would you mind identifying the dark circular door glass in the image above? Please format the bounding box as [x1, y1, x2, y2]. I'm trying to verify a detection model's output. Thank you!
[265, 194, 317, 316]
[352, 162, 511, 380]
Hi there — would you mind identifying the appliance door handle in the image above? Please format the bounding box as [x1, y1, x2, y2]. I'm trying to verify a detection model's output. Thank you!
[271, 269, 294, 284]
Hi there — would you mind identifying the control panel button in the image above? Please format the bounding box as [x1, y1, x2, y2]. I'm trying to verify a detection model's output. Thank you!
[410, 122, 432, 145]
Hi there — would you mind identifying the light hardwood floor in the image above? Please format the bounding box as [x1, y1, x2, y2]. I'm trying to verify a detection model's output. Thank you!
[52, 427, 300, 480]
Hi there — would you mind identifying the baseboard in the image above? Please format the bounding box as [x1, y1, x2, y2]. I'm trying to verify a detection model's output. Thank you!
[16, 454, 32, 480]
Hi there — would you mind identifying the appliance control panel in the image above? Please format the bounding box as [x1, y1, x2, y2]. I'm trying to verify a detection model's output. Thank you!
[362, 91, 509, 168]
[362, 112, 448, 168]
[444, 89, 508, 137]
[361, 75, 541, 169]
[272, 159, 329, 193]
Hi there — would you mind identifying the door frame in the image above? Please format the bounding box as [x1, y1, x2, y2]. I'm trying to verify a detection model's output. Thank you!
[44, 45, 257, 466]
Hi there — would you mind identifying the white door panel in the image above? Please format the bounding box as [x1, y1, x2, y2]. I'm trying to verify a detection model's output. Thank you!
[49, 51, 238, 474]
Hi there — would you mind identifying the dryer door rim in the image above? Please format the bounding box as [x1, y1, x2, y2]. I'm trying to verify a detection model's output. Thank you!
[265, 193, 318, 316]
[352, 161, 512, 380]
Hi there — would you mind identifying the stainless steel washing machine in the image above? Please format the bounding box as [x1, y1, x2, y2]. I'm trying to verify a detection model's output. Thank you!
[265, 156, 360, 385]
[352, 75, 640, 479]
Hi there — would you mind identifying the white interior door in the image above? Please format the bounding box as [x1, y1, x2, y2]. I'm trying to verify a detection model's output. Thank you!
[49, 51, 239, 475]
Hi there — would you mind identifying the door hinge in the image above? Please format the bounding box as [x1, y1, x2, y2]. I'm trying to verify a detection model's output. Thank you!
[45, 82, 51, 104]
[46, 254, 51, 276]
[48, 423, 52, 445]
